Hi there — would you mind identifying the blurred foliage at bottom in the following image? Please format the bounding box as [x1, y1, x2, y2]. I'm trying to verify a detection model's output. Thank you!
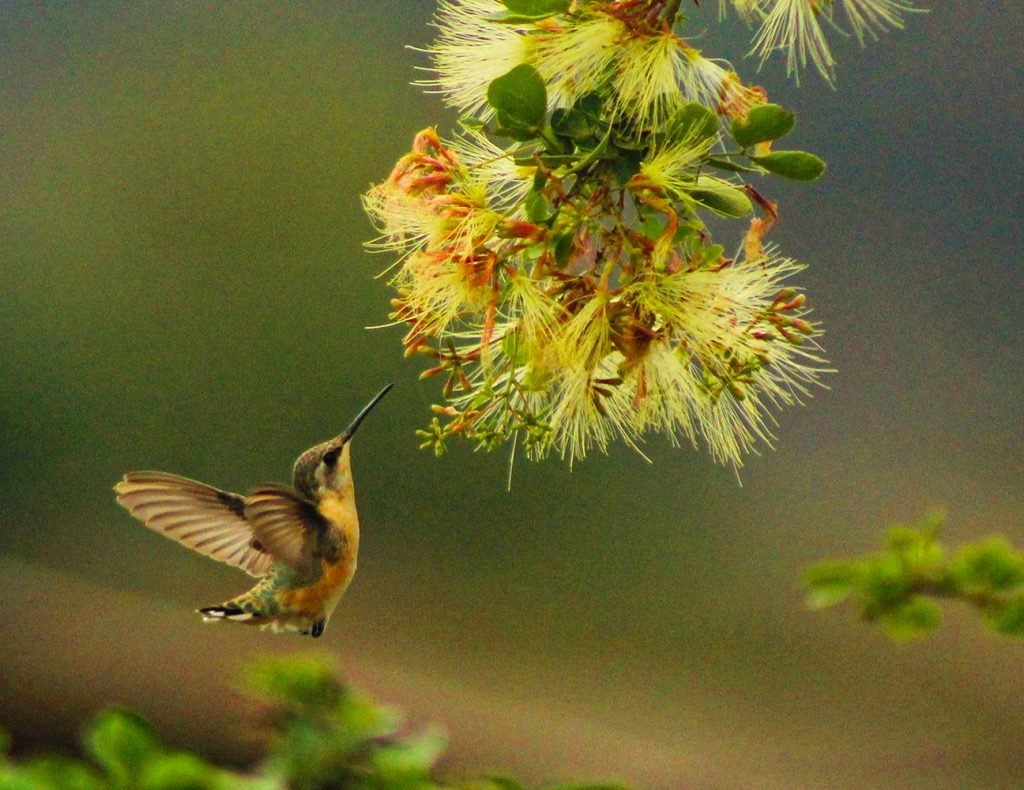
[0, 656, 623, 790]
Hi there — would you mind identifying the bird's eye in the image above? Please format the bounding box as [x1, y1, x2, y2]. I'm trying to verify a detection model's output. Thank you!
[322, 447, 341, 468]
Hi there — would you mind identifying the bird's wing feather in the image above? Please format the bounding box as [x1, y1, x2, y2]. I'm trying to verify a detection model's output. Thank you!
[243, 484, 334, 579]
[114, 471, 274, 577]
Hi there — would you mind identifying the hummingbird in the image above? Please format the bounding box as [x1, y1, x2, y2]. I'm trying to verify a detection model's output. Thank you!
[114, 384, 392, 638]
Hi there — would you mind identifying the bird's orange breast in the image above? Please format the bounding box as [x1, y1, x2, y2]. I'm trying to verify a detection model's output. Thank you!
[278, 554, 356, 615]
[278, 492, 359, 618]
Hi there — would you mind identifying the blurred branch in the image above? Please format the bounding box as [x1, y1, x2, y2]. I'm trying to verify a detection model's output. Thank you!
[804, 513, 1024, 641]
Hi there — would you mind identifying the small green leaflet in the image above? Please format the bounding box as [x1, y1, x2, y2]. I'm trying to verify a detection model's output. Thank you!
[730, 103, 796, 148]
[488, 64, 547, 136]
[493, 0, 571, 22]
[750, 151, 826, 181]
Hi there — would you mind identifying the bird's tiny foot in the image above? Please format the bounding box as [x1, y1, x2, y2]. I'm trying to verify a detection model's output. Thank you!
[311, 620, 325, 638]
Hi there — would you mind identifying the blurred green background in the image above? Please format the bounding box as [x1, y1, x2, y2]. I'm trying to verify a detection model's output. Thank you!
[1, 2, 1021, 787]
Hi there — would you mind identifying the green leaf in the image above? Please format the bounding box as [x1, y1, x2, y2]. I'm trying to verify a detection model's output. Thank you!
[524, 189, 551, 223]
[572, 92, 603, 121]
[370, 727, 447, 780]
[886, 526, 945, 574]
[610, 148, 644, 186]
[551, 107, 597, 141]
[553, 232, 575, 267]
[502, 332, 529, 365]
[457, 115, 486, 131]
[671, 221, 699, 245]
[139, 753, 218, 790]
[698, 243, 725, 268]
[535, 152, 579, 167]
[951, 537, 1024, 593]
[83, 709, 163, 786]
[494, 111, 543, 141]
[488, 65, 547, 132]
[688, 176, 753, 218]
[730, 103, 796, 148]
[806, 581, 856, 610]
[983, 597, 1024, 636]
[750, 150, 826, 181]
[242, 655, 344, 710]
[879, 598, 942, 641]
[612, 133, 650, 152]
[493, 0, 571, 21]
[3, 757, 107, 790]
[886, 525, 925, 552]
[677, 217, 704, 242]
[665, 103, 718, 144]
[861, 554, 914, 609]
[640, 214, 666, 240]
[803, 560, 862, 609]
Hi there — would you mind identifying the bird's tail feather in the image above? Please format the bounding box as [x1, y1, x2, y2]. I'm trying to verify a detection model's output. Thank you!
[198, 605, 268, 626]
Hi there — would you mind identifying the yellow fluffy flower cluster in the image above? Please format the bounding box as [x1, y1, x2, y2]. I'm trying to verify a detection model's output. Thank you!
[363, 0, 921, 466]
[366, 127, 821, 465]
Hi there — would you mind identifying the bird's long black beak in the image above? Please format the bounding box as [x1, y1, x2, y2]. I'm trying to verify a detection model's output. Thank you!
[341, 383, 393, 442]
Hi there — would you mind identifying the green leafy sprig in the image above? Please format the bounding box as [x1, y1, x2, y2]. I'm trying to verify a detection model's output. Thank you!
[804, 514, 1024, 641]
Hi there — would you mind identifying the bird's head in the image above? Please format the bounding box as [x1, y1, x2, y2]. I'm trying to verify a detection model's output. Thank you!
[292, 384, 393, 500]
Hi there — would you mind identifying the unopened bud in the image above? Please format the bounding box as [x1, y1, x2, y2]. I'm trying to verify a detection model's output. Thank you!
[779, 327, 805, 345]
[771, 288, 797, 310]
[419, 365, 445, 380]
[502, 219, 543, 239]
[785, 293, 807, 311]
[411, 127, 443, 154]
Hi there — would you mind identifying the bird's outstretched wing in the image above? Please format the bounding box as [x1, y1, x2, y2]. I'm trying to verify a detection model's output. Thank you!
[114, 471, 274, 577]
[243, 484, 341, 580]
